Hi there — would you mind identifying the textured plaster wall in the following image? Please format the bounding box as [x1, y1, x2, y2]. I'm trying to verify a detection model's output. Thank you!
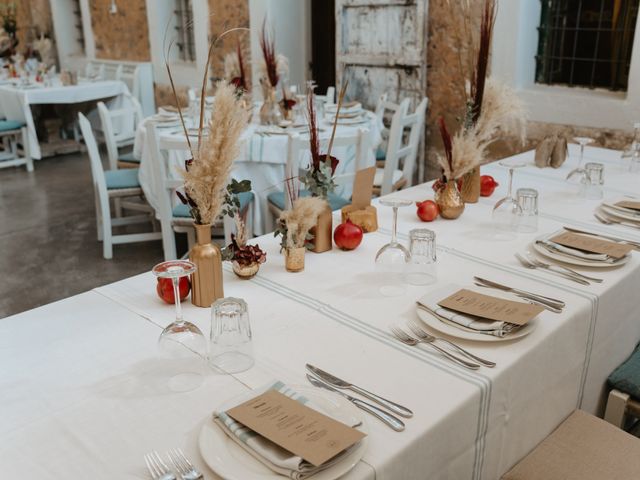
[90, 0, 151, 61]
[0, 0, 52, 52]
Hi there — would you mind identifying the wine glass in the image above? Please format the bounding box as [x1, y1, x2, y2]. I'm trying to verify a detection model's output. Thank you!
[566, 137, 594, 184]
[492, 160, 526, 231]
[375, 198, 412, 296]
[152, 260, 206, 392]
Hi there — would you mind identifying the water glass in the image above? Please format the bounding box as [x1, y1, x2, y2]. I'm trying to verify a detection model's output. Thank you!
[210, 297, 254, 374]
[515, 188, 539, 233]
[584, 162, 604, 199]
[405, 229, 437, 285]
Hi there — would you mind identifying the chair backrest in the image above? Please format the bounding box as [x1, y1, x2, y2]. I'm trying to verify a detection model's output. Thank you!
[375, 93, 402, 139]
[78, 113, 109, 210]
[97, 95, 143, 170]
[379, 97, 428, 195]
[282, 128, 369, 210]
[114, 64, 124, 82]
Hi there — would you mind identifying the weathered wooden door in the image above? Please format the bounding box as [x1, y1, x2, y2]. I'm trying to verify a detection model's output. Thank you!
[335, 0, 427, 110]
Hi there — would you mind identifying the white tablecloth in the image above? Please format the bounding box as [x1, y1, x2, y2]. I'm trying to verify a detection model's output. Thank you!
[2, 147, 640, 479]
[0, 80, 130, 159]
[134, 113, 383, 235]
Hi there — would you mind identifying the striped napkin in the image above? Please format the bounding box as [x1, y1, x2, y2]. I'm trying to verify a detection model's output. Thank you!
[213, 381, 360, 479]
[418, 284, 521, 338]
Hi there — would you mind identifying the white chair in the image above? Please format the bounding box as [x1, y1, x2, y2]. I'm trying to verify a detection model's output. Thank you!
[374, 97, 428, 196]
[145, 123, 254, 261]
[97, 95, 143, 170]
[266, 128, 369, 220]
[78, 113, 160, 259]
[85, 62, 106, 80]
[374, 92, 401, 165]
[0, 120, 32, 172]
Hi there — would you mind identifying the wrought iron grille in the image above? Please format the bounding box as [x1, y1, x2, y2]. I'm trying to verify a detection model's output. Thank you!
[175, 0, 196, 62]
[72, 0, 85, 52]
[536, 0, 639, 91]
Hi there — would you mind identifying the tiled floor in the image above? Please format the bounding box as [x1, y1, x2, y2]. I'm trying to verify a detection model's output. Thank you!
[0, 152, 173, 318]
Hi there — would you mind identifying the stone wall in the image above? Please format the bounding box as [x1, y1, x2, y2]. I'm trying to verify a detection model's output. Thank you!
[90, 0, 150, 62]
[0, 0, 52, 53]
[424, 0, 632, 180]
[208, 0, 251, 87]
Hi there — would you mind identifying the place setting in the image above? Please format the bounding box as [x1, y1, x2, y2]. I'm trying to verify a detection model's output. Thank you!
[596, 196, 640, 230]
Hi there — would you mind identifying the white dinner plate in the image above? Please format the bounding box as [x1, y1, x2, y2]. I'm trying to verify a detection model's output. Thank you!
[415, 306, 537, 343]
[600, 203, 640, 223]
[325, 115, 368, 125]
[198, 386, 368, 480]
[530, 239, 630, 268]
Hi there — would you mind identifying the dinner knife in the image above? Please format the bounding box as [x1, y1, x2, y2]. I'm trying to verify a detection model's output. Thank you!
[562, 226, 640, 250]
[473, 276, 565, 309]
[306, 364, 413, 418]
[306, 374, 405, 432]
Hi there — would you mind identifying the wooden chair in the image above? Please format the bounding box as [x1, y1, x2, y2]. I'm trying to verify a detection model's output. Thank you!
[0, 120, 32, 172]
[144, 123, 254, 261]
[78, 113, 160, 259]
[374, 93, 401, 167]
[374, 97, 428, 196]
[604, 344, 640, 429]
[266, 128, 369, 221]
[97, 94, 143, 170]
[501, 410, 640, 480]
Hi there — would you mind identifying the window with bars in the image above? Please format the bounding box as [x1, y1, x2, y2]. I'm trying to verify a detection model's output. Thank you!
[72, 0, 85, 54]
[535, 0, 639, 91]
[174, 0, 196, 63]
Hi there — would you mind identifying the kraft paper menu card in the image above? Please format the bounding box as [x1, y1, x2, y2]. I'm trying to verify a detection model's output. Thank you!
[226, 389, 365, 467]
[551, 231, 633, 259]
[351, 166, 376, 209]
[615, 200, 640, 212]
[438, 289, 543, 326]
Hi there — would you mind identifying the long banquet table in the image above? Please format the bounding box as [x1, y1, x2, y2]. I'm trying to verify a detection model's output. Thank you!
[2, 145, 640, 479]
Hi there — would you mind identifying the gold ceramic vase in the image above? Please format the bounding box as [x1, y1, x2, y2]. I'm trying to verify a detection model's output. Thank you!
[311, 205, 333, 253]
[284, 247, 305, 272]
[259, 86, 282, 125]
[435, 180, 465, 219]
[460, 166, 480, 203]
[189, 224, 224, 307]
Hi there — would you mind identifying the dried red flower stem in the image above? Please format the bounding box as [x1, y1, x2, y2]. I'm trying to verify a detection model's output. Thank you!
[438, 116, 453, 175]
[470, 0, 496, 125]
[259, 19, 279, 88]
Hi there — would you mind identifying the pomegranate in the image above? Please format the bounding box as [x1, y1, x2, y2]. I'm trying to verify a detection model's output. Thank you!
[333, 220, 363, 250]
[156, 276, 191, 304]
[416, 200, 439, 222]
[480, 175, 499, 197]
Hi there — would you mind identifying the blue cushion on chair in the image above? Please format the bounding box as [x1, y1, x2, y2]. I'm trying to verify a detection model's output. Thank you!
[267, 190, 350, 211]
[119, 151, 140, 163]
[105, 168, 141, 189]
[375, 146, 386, 161]
[173, 191, 254, 218]
[608, 344, 640, 399]
[0, 120, 25, 132]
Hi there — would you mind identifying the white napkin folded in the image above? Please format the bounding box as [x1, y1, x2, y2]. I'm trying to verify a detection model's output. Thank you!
[417, 284, 521, 338]
[212, 381, 360, 480]
[542, 239, 610, 261]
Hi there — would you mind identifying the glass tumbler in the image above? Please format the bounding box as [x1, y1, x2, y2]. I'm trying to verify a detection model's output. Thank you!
[210, 297, 254, 374]
[405, 229, 437, 286]
[584, 162, 604, 199]
[515, 188, 539, 233]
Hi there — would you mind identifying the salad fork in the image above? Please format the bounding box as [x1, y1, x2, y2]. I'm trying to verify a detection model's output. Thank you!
[144, 451, 176, 480]
[515, 253, 590, 285]
[167, 448, 204, 480]
[407, 321, 496, 367]
[525, 252, 603, 283]
[389, 326, 480, 370]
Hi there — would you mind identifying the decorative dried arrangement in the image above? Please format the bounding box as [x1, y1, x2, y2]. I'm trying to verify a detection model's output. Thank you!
[224, 42, 248, 93]
[258, 19, 289, 125]
[436, 0, 526, 208]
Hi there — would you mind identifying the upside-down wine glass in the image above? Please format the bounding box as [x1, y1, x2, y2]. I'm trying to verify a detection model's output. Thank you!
[566, 137, 594, 186]
[375, 198, 413, 296]
[152, 260, 206, 392]
[492, 160, 526, 231]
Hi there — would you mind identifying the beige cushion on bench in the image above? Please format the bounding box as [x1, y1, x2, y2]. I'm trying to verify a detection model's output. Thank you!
[502, 410, 640, 480]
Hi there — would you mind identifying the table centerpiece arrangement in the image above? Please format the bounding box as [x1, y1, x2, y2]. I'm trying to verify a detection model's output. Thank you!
[258, 19, 289, 125]
[435, 0, 526, 214]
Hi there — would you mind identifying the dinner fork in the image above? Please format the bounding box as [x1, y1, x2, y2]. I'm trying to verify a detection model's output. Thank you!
[144, 451, 176, 480]
[525, 252, 604, 283]
[389, 326, 480, 370]
[595, 211, 640, 229]
[515, 253, 590, 285]
[407, 321, 496, 367]
[167, 448, 204, 480]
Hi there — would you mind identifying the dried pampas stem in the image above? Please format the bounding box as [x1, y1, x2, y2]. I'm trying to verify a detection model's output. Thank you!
[279, 197, 327, 248]
[326, 81, 348, 160]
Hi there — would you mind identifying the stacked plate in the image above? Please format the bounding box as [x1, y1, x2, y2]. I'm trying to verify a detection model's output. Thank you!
[596, 197, 640, 228]
[531, 229, 631, 268]
[151, 111, 181, 128]
[325, 102, 367, 125]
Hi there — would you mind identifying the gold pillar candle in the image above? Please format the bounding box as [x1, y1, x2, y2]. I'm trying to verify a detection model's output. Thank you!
[284, 247, 305, 272]
[435, 180, 465, 219]
[189, 224, 224, 307]
[460, 166, 480, 204]
[310, 206, 333, 253]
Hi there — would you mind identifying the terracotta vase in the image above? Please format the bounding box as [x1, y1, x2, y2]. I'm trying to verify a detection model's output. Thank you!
[259, 86, 283, 125]
[284, 247, 305, 272]
[189, 224, 224, 307]
[232, 261, 260, 279]
[460, 166, 480, 203]
[310, 205, 333, 253]
[435, 180, 465, 219]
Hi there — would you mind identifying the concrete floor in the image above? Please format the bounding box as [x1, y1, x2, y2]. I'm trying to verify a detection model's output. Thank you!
[0, 152, 170, 318]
